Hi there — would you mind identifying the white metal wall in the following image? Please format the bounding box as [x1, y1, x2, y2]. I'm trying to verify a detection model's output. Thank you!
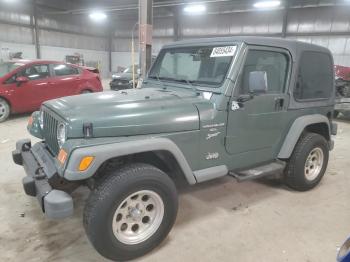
[0, 41, 110, 77]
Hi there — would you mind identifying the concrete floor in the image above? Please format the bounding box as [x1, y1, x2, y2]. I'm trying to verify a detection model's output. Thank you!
[0, 111, 350, 261]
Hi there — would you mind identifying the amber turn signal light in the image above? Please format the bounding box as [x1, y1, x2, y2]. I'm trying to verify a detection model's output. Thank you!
[78, 156, 94, 171]
[57, 149, 68, 165]
[28, 116, 33, 126]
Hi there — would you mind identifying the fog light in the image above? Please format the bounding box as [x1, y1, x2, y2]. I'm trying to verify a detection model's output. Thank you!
[57, 149, 68, 165]
[78, 156, 94, 171]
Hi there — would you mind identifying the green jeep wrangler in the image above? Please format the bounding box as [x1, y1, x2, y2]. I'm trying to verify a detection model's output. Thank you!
[13, 37, 337, 261]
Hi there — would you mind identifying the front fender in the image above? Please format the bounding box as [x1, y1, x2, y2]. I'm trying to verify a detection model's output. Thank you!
[63, 137, 197, 184]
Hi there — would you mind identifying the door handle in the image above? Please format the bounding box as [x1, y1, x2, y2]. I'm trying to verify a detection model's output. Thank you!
[274, 97, 284, 111]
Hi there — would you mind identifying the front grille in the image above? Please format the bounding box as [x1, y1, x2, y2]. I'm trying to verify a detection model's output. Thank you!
[42, 110, 60, 155]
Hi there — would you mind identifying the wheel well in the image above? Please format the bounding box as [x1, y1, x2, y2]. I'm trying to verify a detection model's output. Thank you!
[304, 123, 330, 141]
[96, 151, 188, 184]
[0, 96, 11, 111]
[81, 88, 93, 92]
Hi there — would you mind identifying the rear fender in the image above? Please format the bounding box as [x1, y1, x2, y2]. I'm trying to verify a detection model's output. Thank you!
[278, 114, 331, 159]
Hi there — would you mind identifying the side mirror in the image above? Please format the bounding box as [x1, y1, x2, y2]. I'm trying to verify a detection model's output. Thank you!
[249, 71, 268, 93]
[16, 76, 29, 86]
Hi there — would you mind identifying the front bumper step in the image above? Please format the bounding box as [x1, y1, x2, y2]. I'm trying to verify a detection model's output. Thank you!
[12, 139, 73, 219]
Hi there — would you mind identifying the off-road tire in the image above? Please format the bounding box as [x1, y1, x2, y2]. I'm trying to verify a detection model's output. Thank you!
[284, 132, 329, 191]
[83, 163, 178, 261]
[0, 98, 10, 123]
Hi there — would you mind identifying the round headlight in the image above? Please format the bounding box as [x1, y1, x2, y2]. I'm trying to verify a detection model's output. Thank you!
[39, 111, 44, 129]
[57, 123, 66, 148]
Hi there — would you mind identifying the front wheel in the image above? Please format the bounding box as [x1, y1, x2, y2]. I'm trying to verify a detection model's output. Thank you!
[83, 163, 178, 261]
[284, 132, 329, 191]
[0, 98, 10, 123]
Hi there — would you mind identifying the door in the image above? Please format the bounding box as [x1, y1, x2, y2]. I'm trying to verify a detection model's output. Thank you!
[48, 64, 81, 98]
[4, 64, 51, 112]
[225, 46, 291, 169]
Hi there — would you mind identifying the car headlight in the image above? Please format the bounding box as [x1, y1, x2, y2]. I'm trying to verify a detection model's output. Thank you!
[39, 111, 44, 129]
[57, 123, 66, 148]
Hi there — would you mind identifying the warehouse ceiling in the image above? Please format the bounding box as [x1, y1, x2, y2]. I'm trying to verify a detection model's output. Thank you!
[2, 0, 350, 20]
[1, 0, 350, 40]
[33, 0, 350, 17]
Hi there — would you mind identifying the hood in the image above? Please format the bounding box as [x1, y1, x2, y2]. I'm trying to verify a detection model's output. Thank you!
[44, 88, 203, 138]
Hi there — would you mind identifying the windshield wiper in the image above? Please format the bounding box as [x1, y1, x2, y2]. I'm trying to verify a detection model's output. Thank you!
[148, 76, 200, 95]
[148, 75, 166, 89]
[175, 78, 200, 95]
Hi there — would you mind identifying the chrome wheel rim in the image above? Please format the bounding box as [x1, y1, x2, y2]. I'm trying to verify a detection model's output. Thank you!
[112, 190, 164, 245]
[0, 101, 8, 120]
[304, 147, 324, 181]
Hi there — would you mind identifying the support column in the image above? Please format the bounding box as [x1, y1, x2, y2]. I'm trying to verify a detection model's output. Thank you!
[139, 0, 153, 79]
[32, 0, 41, 58]
[281, 3, 289, 38]
[173, 7, 181, 41]
[108, 28, 113, 74]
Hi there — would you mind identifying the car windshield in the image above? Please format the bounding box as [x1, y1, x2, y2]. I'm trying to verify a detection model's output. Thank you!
[0, 62, 24, 77]
[123, 65, 138, 73]
[148, 45, 237, 87]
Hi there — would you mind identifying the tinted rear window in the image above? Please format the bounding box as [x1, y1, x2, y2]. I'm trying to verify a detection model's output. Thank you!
[53, 64, 79, 76]
[294, 52, 333, 100]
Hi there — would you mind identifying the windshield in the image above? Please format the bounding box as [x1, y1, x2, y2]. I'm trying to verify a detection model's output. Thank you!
[148, 45, 237, 87]
[0, 62, 24, 77]
[123, 65, 138, 73]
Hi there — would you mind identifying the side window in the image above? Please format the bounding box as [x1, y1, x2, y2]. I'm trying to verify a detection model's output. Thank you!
[18, 64, 50, 81]
[53, 64, 79, 76]
[241, 50, 289, 94]
[4, 74, 17, 84]
[294, 52, 333, 100]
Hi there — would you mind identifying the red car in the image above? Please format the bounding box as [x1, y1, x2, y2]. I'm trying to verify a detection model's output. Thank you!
[0, 60, 103, 122]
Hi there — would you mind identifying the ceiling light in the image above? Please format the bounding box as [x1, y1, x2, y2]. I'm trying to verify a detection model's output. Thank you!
[184, 4, 206, 14]
[253, 1, 281, 9]
[89, 11, 107, 22]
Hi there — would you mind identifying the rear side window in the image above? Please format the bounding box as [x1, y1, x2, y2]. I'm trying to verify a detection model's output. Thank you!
[294, 52, 333, 100]
[19, 64, 50, 80]
[53, 64, 79, 76]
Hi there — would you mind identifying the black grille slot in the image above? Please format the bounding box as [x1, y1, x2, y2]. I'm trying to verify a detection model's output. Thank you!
[43, 110, 59, 155]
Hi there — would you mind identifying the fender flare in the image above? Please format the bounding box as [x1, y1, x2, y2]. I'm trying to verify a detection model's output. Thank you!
[64, 137, 197, 184]
[278, 114, 330, 159]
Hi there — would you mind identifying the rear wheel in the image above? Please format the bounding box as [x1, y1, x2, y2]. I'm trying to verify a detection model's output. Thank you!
[0, 98, 10, 122]
[284, 132, 329, 191]
[83, 163, 178, 261]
